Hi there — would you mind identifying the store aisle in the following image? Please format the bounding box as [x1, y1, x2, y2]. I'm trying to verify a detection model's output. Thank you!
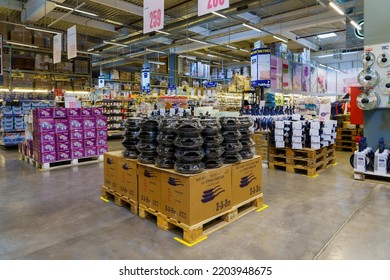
[0, 141, 389, 260]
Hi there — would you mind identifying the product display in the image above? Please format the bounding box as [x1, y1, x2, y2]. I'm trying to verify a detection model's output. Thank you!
[137, 117, 160, 164]
[122, 117, 141, 159]
[220, 117, 242, 164]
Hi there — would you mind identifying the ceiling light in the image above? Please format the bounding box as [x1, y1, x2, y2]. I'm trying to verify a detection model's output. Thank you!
[212, 11, 227, 19]
[78, 51, 101, 56]
[25, 26, 61, 34]
[87, 47, 94, 52]
[55, 4, 98, 17]
[273, 35, 288, 43]
[329, 1, 345, 15]
[213, 62, 220, 65]
[5, 41, 39, 49]
[317, 32, 337, 39]
[178, 55, 197, 60]
[148, 61, 166, 65]
[233, 59, 241, 62]
[239, 48, 250, 53]
[156, 30, 170, 35]
[103, 40, 128, 47]
[226, 45, 238, 50]
[105, 19, 124, 26]
[350, 20, 362, 31]
[242, 23, 262, 33]
[188, 38, 208, 45]
[207, 54, 217, 58]
[145, 48, 165, 54]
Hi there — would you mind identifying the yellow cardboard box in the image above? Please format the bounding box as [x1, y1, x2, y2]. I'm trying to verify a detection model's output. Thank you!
[231, 156, 262, 206]
[138, 164, 162, 211]
[160, 165, 232, 226]
[103, 151, 122, 190]
[116, 156, 138, 202]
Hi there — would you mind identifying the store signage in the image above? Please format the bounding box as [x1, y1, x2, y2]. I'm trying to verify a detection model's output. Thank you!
[141, 70, 151, 93]
[143, 0, 164, 34]
[65, 96, 77, 108]
[98, 77, 105, 89]
[67, 25, 77, 59]
[53, 33, 62, 64]
[0, 34, 3, 76]
[198, 0, 230, 16]
[206, 82, 217, 88]
[250, 48, 271, 88]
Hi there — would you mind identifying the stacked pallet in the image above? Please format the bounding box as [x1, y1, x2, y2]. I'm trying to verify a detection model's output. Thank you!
[336, 128, 362, 152]
[252, 131, 269, 162]
[268, 144, 336, 177]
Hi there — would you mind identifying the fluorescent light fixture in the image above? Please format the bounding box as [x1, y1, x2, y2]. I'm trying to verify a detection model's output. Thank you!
[25, 26, 61, 34]
[213, 62, 220, 65]
[242, 23, 262, 33]
[156, 30, 170, 35]
[105, 19, 124, 26]
[13, 89, 49, 93]
[316, 53, 335, 58]
[5, 41, 39, 49]
[317, 32, 337, 39]
[212, 11, 227, 19]
[78, 51, 101, 56]
[55, 4, 98, 17]
[273, 35, 288, 43]
[226, 44, 238, 50]
[145, 48, 165, 54]
[207, 54, 217, 58]
[318, 63, 327, 68]
[350, 20, 362, 31]
[239, 48, 250, 53]
[233, 59, 241, 62]
[178, 55, 197, 60]
[188, 37, 208, 45]
[103, 40, 128, 47]
[0, 88, 9, 92]
[329, 1, 345, 15]
[87, 47, 94, 52]
[148, 61, 166, 65]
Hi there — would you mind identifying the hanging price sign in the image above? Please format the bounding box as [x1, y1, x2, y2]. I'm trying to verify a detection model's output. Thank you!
[143, 0, 164, 34]
[198, 0, 230, 16]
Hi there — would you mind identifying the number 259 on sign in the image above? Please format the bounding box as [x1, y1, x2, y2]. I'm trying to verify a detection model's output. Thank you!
[143, 0, 164, 34]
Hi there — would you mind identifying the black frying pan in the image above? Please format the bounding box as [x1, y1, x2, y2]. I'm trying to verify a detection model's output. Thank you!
[201, 189, 225, 203]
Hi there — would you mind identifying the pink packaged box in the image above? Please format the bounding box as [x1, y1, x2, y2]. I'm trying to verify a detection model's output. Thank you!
[54, 108, 67, 119]
[84, 139, 96, 148]
[84, 129, 97, 139]
[84, 147, 97, 157]
[96, 138, 108, 146]
[96, 129, 108, 139]
[72, 148, 84, 159]
[70, 129, 84, 140]
[92, 107, 103, 115]
[57, 132, 70, 143]
[34, 151, 57, 163]
[34, 142, 56, 153]
[34, 131, 55, 143]
[95, 116, 107, 128]
[81, 108, 93, 116]
[69, 117, 83, 130]
[57, 142, 70, 152]
[97, 145, 108, 155]
[72, 140, 84, 149]
[83, 116, 96, 129]
[55, 119, 70, 133]
[33, 119, 55, 132]
[33, 108, 54, 119]
[57, 151, 72, 161]
[67, 108, 81, 117]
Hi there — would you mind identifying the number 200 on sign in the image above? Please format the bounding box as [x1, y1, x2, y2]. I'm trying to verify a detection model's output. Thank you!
[207, 0, 225, 9]
[149, 9, 162, 28]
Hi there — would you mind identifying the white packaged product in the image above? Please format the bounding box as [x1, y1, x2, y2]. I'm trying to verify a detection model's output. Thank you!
[293, 129, 303, 136]
[275, 135, 284, 142]
[293, 143, 303, 149]
[275, 141, 285, 148]
[292, 136, 303, 143]
[311, 136, 321, 143]
[275, 121, 284, 129]
[275, 129, 284, 136]
[310, 128, 320, 136]
[311, 143, 321, 149]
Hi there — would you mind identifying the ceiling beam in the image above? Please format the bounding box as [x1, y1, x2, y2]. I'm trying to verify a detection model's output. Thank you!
[0, 0, 23, 11]
[89, 0, 143, 17]
[236, 12, 260, 24]
[46, 11, 118, 33]
[188, 26, 210, 36]
[151, 37, 174, 45]
[21, 0, 65, 23]
[281, 30, 320, 51]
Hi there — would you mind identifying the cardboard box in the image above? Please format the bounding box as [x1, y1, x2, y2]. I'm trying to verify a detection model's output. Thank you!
[116, 156, 138, 202]
[160, 165, 232, 226]
[83, 116, 96, 129]
[95, 116, 107, 128]
[33, 108, 54, 119]
[57, 151, 72, 161]
[92, 107, 103, 115]
[33, 151, 57, 163]
[55, 119, 70, 133]
[67, 108, 81, 117]
[54, 108, 67, 119]
[84, 139, 96, 148]
[138, 164, 162, 211]
[104, 151, 122, 190]
[97, 129, 108, 139]
[33, 131, 55, 143]
[84, 129, 97, 139]
[231, 156, 262, 206]
[33, 119, 55, 132]
[57, 142, 70, 152]
[57, 132, 70, 143]
[96, 138, 108, 146]
[71, 140, 84, 149]
[72, 148, 84, 159]
[69, 117, 83, 130]
[33, 141, 56, 153]
[97, 145, 109, 155]
[85, 147, 97, 157]
[70, 129, 84, 140]
[81, 108, 93, 117]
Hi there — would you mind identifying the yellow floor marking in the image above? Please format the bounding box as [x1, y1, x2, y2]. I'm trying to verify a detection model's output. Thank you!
[333, 163, 338, 166]
[174, 236, 208, 247]
[100, 197, 109, 203]
[309, 174, 319, 178]
[256, 204, 269, 212]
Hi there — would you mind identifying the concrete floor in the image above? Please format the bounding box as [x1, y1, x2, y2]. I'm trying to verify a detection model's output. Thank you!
[0, 140, 389, 260]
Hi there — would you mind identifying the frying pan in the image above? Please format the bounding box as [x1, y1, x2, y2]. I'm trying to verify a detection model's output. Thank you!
[201, 189, 226, 203]
[202, 188, 223, 199]
[379, 76, 390, 95]
[377, 52, 390, 68]
[361, 51, 375, 67]
[240, 178, 257, 188]
[203, 185, 221, 195]
[167, 177, 184, 186]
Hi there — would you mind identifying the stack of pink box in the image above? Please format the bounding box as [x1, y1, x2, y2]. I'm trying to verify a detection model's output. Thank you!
[32, 107, 108, 164]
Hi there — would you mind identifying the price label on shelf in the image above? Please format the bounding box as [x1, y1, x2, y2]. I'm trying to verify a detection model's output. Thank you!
[198, 0, 230, 16]
[65, 96, 77, 108]
[143, 0, 164, 34]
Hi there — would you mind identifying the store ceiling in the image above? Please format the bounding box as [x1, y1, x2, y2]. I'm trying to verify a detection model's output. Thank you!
[0, 0, 364, 71]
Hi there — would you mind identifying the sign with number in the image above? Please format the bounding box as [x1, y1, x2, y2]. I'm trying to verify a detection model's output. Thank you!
[143, 0, 164, 34]
[65, 96, 77, 108]
[67, 25, 77, 59]
[53, 33, 62, 64]
[198, 0, 229, 16]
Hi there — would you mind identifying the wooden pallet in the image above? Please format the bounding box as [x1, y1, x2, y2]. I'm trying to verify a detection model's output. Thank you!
[336, 128, 358, 136]
[326, 157, 337, 167]
[139, 194, 264, 244]
[268, 161, 288, 172]
[336, 140, 355, 147]
[269, 147, 288, 157]
[286, 147, 324, 160]
[20, 154, 103, 171]
[286, 153, 325, 168]
[269, 154, 287, 164]
[286, 161, 325, 177]
[101, 186, 138, 215]
[336, 146, 356, 152]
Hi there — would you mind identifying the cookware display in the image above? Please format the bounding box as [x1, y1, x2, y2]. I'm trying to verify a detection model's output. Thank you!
[220, 117, 242, 164]
[137, 117, 159, 164]
[122, 117, 141, 159]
